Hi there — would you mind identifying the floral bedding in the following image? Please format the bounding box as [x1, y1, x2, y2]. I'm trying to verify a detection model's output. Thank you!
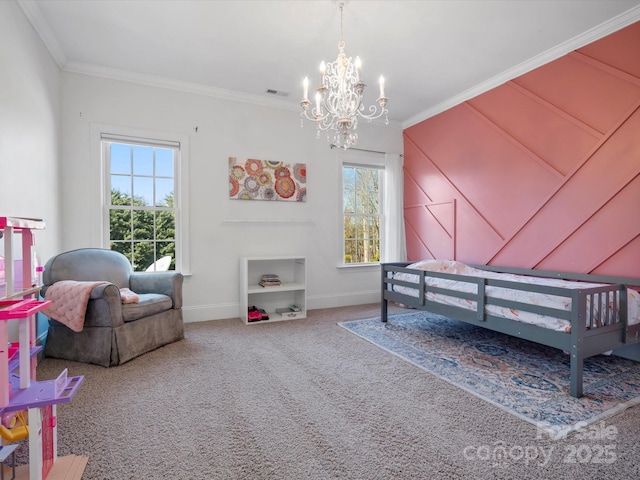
[390, 260, 640, 332]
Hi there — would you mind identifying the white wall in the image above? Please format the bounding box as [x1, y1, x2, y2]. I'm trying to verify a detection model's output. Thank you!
[0, 1, 62, 262]
[60, 73, 403, 322]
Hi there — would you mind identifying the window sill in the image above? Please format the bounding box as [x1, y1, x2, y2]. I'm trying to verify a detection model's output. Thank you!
[337, 263, 381, 270]
[222, 218, 314, 226]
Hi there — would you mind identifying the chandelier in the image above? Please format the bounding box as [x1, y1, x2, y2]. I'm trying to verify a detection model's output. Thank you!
[300, 2, 388, 149]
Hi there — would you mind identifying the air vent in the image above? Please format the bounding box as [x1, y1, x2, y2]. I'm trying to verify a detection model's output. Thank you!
[266, 89, 289, 97]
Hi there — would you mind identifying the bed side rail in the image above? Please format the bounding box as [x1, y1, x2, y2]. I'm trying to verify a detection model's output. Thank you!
[381, 263, 484, 323]
[381, 263, 629, 333]
[383, 264, 481, 302]
[485, 278, 627, 329]
[470, 265, 634, 335]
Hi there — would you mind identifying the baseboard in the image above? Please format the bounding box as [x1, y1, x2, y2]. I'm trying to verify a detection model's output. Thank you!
[182, 290, 379, 323]
[182, 303, 238, 323]
[308, 290, 379, 310]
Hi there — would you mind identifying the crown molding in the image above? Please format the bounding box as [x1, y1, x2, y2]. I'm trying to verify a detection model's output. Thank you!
[63, 60, 304, 112]
[402, 5, 640, 129]
[17, 0, 67, 67]
[59, 61, 402, 129]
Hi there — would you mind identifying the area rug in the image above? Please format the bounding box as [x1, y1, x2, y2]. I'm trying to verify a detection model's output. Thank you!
[339, 311, 640, 436]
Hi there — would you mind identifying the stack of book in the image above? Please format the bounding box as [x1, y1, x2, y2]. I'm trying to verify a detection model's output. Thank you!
[259, 274, 281, 287]
[276, 304, 303, 319]
[276, 304, 301, 314]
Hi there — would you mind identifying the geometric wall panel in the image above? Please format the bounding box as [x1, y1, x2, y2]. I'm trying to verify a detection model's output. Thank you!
[403, 23, 640, 278]
[468, 84, 599, 176]
[513, 54, 640, 135]
[578, 21, 640, 79]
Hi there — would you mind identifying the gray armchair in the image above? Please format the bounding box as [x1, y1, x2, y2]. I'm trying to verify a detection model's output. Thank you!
[41, 248, 184, 366]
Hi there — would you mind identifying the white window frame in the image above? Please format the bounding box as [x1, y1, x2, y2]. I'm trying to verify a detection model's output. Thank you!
[94, 124, 190, 274]
[339, 154, 385, 267]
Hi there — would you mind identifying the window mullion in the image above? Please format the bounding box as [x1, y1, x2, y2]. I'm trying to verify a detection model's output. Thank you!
[342, 164, 383, 265]
[104, 138, 178, 272]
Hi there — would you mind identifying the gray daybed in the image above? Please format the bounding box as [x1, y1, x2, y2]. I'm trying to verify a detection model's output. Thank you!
[381, 260, 640, 398]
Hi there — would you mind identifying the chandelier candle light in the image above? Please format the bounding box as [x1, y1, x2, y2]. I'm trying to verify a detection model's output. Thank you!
[300, 2, 388, 149]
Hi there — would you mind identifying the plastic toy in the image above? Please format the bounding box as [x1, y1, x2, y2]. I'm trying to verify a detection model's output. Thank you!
[0, 410, 27, 441]
[247, 306, 262, 322]
[1, 216, 84, 479]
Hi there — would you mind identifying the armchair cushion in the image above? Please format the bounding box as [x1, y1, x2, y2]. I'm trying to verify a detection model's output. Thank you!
[122, 293, 172, 322]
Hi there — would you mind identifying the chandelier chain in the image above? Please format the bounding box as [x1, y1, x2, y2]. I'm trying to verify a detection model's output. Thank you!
[339, 2, 344, 41]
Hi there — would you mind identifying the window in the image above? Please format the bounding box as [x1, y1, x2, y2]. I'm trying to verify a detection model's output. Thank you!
[342, 164, 383, 264]
[103, 136, 180, 272]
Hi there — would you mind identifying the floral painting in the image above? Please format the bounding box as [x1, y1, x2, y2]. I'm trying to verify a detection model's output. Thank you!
[229, 157, 307, 202]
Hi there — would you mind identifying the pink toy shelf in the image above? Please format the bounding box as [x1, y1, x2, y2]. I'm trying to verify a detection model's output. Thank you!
[0, 299, 49, 320]
[0, 216, 85, 480]
[0, 216, 45, 299]
[0, 299, 83, 412]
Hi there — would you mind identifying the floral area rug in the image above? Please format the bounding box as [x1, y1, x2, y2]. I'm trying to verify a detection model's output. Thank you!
[339, 312, 640, 435]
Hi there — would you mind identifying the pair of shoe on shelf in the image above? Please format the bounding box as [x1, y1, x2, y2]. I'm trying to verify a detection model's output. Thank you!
[248, 306, 269, 322]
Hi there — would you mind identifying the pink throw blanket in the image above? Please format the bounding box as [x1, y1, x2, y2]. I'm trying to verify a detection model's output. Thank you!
[43, 280, 108, 332]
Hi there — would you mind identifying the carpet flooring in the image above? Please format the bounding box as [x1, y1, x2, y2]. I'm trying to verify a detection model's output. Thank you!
[25, 304, 640, 479]
[339, 311, 640, 436]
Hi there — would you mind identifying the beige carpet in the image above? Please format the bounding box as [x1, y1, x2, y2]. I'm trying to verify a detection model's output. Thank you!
[31, 304, 640, 479]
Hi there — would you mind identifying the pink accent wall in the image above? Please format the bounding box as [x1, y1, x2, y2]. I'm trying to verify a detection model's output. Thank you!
[403, 22, 640, 277]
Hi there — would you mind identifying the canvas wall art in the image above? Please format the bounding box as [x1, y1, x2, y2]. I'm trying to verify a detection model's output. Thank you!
[229, 157, 307, 202]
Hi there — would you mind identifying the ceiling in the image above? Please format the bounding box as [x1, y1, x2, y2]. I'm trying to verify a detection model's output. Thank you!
[18, 0, 640, 128]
